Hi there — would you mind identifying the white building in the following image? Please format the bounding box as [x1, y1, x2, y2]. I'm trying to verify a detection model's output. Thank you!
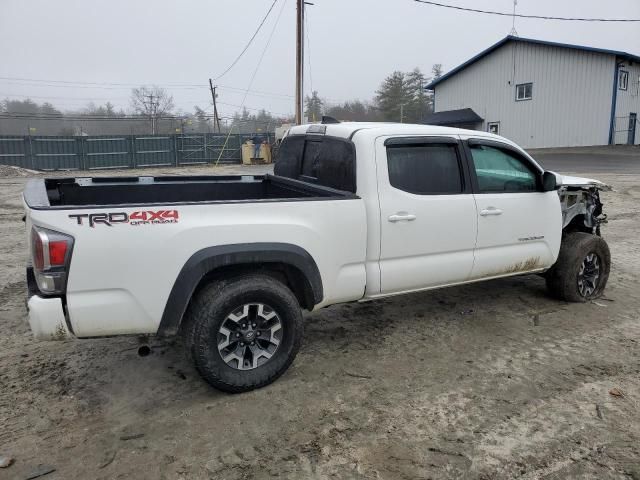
[425, 36, 640, 148]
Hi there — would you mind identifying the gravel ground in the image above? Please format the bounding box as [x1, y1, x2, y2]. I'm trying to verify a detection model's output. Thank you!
[0, 164, 639, 479]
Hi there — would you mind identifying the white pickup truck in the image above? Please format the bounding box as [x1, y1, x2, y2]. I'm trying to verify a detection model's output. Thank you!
[24, 122, 610, 392]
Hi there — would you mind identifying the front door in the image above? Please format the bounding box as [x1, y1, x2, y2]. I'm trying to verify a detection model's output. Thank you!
[465, 140, 562, 279]
[629, 113, 637, 145]
[376, 136, 477, 294]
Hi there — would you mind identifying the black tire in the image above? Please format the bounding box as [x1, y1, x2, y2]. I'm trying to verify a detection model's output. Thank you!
[545, 232, 610, 302]
[183, 274, 303, 393]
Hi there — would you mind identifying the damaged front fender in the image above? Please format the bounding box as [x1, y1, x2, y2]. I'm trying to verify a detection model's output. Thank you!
[554, 173, 612, 192]
[553, 173, 609, 235]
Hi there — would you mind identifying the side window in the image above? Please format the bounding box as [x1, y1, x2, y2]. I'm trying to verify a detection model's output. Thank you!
[469, 144, 538, 193]
[273, 135, 304, 178]
[387, 143, 463, 195]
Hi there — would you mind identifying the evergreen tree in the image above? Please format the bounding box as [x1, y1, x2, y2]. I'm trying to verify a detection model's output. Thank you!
[304, 91, 323, 122]
[405, 68, 429, 123]
[375, 71, 410, 122]
[375, 67, 440, 122]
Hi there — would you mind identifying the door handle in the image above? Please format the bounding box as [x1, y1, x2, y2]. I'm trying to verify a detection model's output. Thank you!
[479, 207, 503, 216]
[388, 213, 416, 222]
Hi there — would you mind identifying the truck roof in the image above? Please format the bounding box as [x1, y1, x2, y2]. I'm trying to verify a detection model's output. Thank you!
[286, 122, 509, 144]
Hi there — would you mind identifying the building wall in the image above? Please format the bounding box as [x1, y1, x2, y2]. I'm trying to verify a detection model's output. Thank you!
[613, 59, 640, 145]
[434, 42, 616, 148]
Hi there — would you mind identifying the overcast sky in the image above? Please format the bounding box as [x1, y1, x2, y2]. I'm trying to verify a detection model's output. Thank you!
[1, 0, 639, 119]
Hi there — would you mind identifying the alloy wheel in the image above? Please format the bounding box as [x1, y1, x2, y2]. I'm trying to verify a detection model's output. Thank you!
[217, 303, 283, 370]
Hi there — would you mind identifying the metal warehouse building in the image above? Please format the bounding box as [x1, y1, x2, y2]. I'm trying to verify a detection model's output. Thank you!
[424, 36, 640, 149]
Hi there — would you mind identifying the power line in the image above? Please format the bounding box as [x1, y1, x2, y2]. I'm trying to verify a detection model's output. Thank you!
[0, 112, 190, 120]
[217, 101, 288, 116]
[216, 0, 288, 164]
[213, 0, 279, 80]
[0, 92, 129, 101]
[0, 77, 295, 99]
[218, 85, 293, 99]
[413, 0, 640, 22]
[1, 93, 292, 117]
[237, 0, 288, 108]
[0, 112, 284, 124]
[0, 77, 201, 88]
[0, 78, 352, 102]
[0, 106, 292, 118]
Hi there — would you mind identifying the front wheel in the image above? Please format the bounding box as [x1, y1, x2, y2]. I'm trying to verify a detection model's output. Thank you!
[545, 232, 611, 302]
[183, 274, 304, 393]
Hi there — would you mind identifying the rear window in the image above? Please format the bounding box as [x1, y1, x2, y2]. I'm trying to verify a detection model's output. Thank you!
[274, 135, 356, 192]
[301, 140, 322, 178]
[386, 144, 463, 194]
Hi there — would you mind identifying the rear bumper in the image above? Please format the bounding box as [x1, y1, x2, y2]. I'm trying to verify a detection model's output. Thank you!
[27, 295, 74, 341]
[26, 267, 74, 341]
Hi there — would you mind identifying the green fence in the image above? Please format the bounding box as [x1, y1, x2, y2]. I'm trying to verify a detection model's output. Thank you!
[0, 133, 274, 171]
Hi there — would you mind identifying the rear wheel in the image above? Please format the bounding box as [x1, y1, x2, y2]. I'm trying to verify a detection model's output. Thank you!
[183, 274, 303, 393]
[545, 232, 610, 302]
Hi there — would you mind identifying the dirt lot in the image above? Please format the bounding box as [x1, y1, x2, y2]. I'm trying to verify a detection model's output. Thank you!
[1, 163, 639, 480]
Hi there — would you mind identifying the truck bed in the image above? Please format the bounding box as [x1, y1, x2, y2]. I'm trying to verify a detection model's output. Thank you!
[24, 174, 356, 209]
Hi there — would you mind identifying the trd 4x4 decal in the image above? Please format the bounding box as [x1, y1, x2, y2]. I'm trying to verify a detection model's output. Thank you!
[69, 210, 179, 227]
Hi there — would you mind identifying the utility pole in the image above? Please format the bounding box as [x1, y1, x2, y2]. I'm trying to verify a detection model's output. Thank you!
[153, 96, 157, 135]
[209, 78, 221, 133]
[295, 0, 304, 124]
[400, 104, 405, 123]
[143, 94, 158, 135]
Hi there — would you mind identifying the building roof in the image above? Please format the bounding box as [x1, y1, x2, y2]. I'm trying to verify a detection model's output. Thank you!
[425, 35, 640, 90]
[423, 108, 483, 126]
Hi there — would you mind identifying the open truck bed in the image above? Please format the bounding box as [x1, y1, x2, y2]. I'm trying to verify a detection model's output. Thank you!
[24, 173, 355, 209]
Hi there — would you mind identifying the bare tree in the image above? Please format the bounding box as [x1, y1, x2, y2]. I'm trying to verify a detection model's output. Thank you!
[431, 63, 443, 79]
[130, 86, 174, 116]
[130, 86, 174, 134]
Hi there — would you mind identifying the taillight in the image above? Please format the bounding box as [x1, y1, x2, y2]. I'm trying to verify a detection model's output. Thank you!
[31, 229, 44, 270]
[30, 226, 74, 295]
[49, 241, 68, 266]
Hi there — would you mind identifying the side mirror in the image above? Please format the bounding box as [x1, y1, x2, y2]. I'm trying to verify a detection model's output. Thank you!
[542, 171, 558, 191]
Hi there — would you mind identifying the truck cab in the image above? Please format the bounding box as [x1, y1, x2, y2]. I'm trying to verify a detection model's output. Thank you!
[280, 123, 564, 296]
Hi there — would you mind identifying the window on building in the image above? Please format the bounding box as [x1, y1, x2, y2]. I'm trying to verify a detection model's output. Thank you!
[387, 143, 463, 195]
[469, 144, 538, 193]
[487, 122, 500, 135]
[619, 70, 629, 91]
[515, 83, 533, 101]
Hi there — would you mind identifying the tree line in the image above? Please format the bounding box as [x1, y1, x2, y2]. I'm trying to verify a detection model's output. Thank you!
[0, 64, 442, 136]
[0, 85, 289, 136]
[305, 64, 442, 124]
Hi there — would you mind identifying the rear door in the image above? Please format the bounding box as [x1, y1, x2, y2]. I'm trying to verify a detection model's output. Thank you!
[464, 138, 561, 279]
[376, 136, 477, 294]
